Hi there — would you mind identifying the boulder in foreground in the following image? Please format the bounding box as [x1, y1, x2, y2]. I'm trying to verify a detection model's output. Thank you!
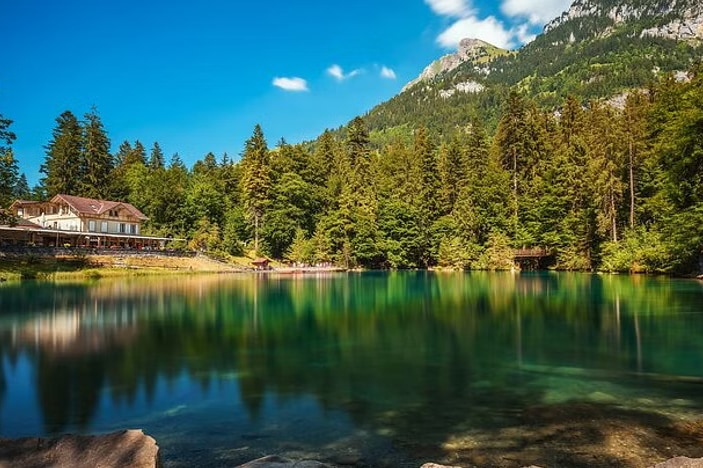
[0, 429, 158, 468]
[653, 457, 703, 468]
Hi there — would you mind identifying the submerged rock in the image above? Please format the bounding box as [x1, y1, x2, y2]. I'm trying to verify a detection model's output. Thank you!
[421, 464, 463, 468]
[237, 455, 334, 467]
[652, 457, 703, 468]
[0, 429, 159, 468]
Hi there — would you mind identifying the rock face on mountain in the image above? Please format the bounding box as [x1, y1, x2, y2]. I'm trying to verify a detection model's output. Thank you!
[545, 0, 703, 40]
[363, 0, 703, 136]
[401, 39, 507, 92]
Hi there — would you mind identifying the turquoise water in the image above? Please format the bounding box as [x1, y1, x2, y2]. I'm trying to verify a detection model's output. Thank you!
[0, 272, 702, 466]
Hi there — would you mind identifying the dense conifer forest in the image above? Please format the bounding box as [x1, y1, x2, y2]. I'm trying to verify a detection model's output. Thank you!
[1, 67, 702, 273]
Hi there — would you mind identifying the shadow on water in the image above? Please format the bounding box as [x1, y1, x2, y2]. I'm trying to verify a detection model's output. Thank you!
[0, 272, 702, 466]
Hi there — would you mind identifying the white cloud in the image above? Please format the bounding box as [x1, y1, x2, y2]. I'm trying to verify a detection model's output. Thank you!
[326, 64, 362, 81]
[426, 0, 543, 50]
[327, 64, 345, 80]
[424, 0, 472, 17]
[501, 0, 572, 25]
[437, 16, 513, 49]
[380, 66, 397, 80]
[513, 23, 537, 44]
[272, 77, 309, 92]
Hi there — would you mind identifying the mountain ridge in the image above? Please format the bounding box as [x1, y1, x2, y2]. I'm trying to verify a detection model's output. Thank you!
[401, 38, 509, 92]
[364, 0, 703, 137]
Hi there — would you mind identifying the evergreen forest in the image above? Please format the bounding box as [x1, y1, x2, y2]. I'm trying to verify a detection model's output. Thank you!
[0, 68, 702, 274]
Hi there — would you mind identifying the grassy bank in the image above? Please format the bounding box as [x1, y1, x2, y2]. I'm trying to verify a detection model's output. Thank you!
[0, 253, 251, 282]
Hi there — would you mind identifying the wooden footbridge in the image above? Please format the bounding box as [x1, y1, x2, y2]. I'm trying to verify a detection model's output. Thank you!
[513, 247, 553, 269]
[513, 248, 551, 259]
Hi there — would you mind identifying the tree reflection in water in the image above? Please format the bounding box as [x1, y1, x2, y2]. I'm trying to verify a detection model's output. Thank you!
[0, 272, 702, 465]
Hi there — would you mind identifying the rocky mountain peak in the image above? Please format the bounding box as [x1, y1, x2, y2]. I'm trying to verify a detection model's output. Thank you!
[401, 38, 507, 92]
[545, 0, 703, 40]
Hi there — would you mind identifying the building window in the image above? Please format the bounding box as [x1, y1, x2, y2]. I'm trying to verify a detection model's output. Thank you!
[101, 222, 108, 233]
[120, 223, 126, 233]
[130, 224, 137, 234]
[88, 221, 96, 232]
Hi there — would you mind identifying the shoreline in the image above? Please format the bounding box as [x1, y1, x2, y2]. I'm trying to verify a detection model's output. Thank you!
[1, 251, 700, 283]
[0, 252, 351, 282]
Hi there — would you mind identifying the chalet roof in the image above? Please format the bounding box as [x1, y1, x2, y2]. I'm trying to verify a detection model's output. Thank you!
[13, 200, 40, 205]
[15, 218, 43, 229]
[9, 200, 42, 208]
[0, 215, 42, 229]
[51, 194, 148, 220]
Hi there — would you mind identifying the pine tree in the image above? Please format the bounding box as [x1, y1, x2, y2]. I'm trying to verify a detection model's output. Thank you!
[41, 110, 83, 197]
[494, 91, 535, 236]
[622, 91, 650, 228]
[81, 107, 113, 198]
[0, 114, 16, 153]
[310, 129, 337, 186]
[0, 115, 18, 207]
[239, 124, 271, 254]
[110, 140, 146, 200]
[415, 127, 438, 214]
[0, 150, 19, 207]
[149, 142, 165, 170]
[14, 173, 31, 200]
[436, 136, 465, 215]
[131, 141, 147, 166]
[346, 116, 371, 184]
[586, 101, 625, 243]
[552, 96, 594, 266]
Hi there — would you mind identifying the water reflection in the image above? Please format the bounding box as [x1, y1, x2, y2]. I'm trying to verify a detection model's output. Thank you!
[0, 272, 702, 464]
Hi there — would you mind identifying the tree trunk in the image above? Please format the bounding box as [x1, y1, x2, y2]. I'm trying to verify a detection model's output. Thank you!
[611, 191, 618, 243]
[629, 139, 635, 228]
[513, 147, 519, 232]
[254, 212, 259, 254]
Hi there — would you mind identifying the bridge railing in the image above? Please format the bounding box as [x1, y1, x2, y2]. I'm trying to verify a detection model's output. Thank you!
[513, 248, 550, 259]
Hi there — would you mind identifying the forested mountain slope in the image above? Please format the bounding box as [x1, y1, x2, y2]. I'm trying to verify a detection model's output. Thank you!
[365, 0, 703, 137]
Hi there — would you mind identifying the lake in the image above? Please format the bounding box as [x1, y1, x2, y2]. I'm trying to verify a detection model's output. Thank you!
[1, 272, 702, 467]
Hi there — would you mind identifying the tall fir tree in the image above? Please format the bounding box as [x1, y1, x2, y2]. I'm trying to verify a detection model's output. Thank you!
[310, 129, 337, 187]
[41, 110, 84, 197]
[586, 101, 625, 243]
[346, 116, 371, 185]
[622, 92, 651, 228]
[436, 137, 465, 215]
[0, 150, 19, 207]
[494, 91, 530, 235]
[0, 114, 16, 153]
[81, 107, 113, 198]
[149, 142, 165, 170]
[14, 173, 31, 200]
[239, 124, 271, 254]
[0, 115, 18, 207]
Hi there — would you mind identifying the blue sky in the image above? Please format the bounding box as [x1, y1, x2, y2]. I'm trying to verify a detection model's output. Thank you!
[2, 0, 571, 186]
